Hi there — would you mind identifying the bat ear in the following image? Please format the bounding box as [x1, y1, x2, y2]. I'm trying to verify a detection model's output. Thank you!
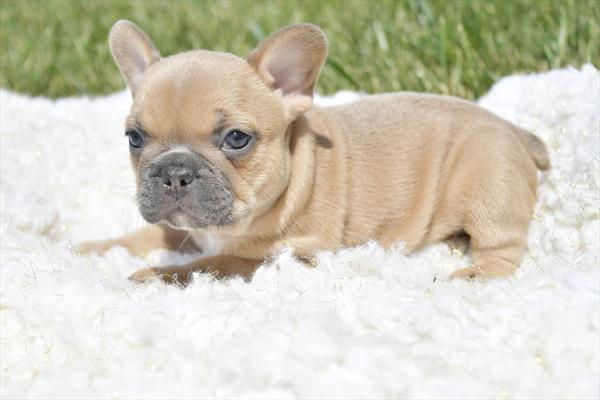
[247, 24, 328, 122]
[109, 20, 160, 95]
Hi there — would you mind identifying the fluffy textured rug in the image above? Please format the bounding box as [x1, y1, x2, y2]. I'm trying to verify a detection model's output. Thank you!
[1, 65, 598, 399]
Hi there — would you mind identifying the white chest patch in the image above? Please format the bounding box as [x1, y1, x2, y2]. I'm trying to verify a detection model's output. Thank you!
[190, 230, 223, 256]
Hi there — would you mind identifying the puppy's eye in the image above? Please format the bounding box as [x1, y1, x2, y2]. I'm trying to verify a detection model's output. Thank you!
[127, 130, 144, 148]
[223, 130, 252, 150]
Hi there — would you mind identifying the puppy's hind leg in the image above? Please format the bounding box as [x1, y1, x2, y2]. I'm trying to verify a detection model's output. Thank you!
[450, 232, 526, 279]
[450, 181, 536, 280]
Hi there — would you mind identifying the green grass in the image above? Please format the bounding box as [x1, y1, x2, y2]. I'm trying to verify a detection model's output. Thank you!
[1, 0, 598, 99]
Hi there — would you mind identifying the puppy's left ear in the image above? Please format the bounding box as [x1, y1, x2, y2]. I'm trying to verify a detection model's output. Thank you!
[247, 24, 328, 122]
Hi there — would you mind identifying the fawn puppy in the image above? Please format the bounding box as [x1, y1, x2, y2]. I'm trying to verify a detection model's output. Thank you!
[78, 21, 550, 283]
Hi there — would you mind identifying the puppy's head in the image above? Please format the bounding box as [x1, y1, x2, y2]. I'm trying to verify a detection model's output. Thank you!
[109, 20, 327, 231]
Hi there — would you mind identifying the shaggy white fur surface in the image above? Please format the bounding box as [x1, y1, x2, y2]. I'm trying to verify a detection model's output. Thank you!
[1, 65, 599, 399]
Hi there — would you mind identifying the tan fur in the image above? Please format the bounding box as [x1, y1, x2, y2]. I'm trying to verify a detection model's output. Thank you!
[77, 21, 549, 284]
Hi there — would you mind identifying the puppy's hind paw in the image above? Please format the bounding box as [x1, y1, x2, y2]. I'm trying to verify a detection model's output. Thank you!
[449, 264, 515, 280]
[449, 265, 485, 280]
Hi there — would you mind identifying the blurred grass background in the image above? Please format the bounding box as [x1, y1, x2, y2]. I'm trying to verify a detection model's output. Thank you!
[1, 0, 598, 99]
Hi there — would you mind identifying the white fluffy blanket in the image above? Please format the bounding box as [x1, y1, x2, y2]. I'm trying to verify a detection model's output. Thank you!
[1, 65, 598, 399]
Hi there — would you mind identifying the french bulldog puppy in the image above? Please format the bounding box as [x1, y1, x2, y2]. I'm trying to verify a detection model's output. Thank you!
[77, 20, 550, 284]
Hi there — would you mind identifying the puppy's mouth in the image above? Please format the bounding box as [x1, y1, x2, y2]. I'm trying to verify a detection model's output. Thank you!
[137, 150, 237, 230]
[163, 208, 206, 231]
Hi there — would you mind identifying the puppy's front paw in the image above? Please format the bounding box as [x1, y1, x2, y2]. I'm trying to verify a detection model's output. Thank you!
[73, 240, 114, 256]
[129, 267, 185, 285]
[128, 267, 160, 283]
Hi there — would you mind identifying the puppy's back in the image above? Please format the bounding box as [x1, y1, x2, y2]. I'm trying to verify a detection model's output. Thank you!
[313, 92, 548, 248]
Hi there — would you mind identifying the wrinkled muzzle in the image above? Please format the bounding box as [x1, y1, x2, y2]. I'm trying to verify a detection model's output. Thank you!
[138, 150, 235, 229]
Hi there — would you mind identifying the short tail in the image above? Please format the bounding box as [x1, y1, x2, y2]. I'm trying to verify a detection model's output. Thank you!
[516, 128, 551, 171]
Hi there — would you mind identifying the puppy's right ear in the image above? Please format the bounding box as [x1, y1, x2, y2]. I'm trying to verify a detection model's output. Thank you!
[109, 20, 160, 95]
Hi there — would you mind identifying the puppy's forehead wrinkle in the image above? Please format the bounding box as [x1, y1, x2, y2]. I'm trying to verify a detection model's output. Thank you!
[214, 109, 228, 132]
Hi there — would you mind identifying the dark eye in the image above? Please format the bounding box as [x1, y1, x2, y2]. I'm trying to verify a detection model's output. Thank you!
[127, 130, 144, 148]
[223, 130, 252, 150]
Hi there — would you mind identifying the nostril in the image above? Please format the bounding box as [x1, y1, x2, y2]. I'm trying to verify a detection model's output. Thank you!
[180, 174, 193, 187]
[162, 176, 171, 187]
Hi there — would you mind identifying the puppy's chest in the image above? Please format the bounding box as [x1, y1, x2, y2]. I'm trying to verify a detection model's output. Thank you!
[190, 231, 224, 256]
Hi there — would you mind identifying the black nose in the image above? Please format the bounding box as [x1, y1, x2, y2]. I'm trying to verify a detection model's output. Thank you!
[160, 164, 195, 193]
